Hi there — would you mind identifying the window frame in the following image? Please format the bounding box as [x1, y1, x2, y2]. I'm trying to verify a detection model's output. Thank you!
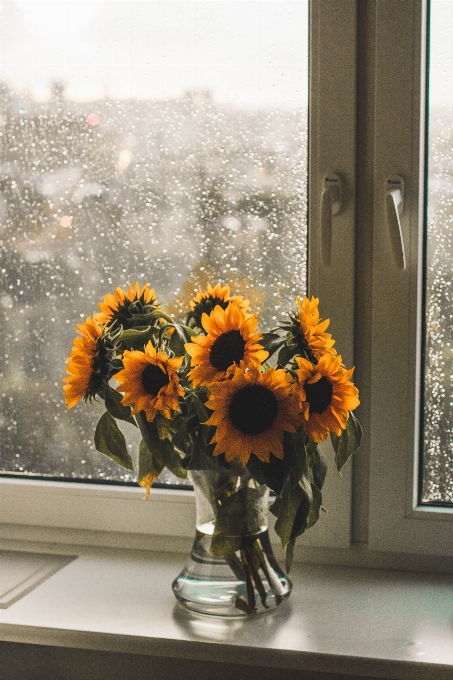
[355, 0, 453, 558]
[2, 0, 453, 567]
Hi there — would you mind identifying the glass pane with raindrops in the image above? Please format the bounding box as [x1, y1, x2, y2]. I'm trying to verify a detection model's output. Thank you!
[0, 1, 308, 484]
[421, 0, 453, 504]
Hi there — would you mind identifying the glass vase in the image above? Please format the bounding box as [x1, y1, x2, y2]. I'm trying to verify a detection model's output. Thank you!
[172, 461, 292, 617]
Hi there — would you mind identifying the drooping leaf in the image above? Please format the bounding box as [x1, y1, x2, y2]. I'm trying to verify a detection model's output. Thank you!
[271, 474, 313, 547]
[104, 384, 137, 426]
[246, 455, 288, 495]
[308, 445, 328, 490]
[246, 430, 306, 494]
[135, 412, 187, 480]
[94, 412, 134, 471]
[282, 429, 307, 485]
[159, 437, 188, 480]
[171, 419, 190, 456]
[285, 539, 296, 574]
[330, 411, 362, 472]
[245, 456, 267, 487]
[135, 413, 165, 467]
[306, 483, 323, 530]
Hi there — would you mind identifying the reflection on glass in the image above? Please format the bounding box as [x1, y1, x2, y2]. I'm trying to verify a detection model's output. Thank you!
[0, 1, 309, 483]
[422, 1, 453, 503]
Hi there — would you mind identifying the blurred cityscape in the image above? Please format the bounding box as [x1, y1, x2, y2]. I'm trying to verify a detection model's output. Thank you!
[423, 106, 453, 503]
[0, 83, 307, 482]
[0, 83, 452, 502]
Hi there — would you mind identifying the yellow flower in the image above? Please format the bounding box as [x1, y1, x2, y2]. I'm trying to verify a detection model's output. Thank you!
[296, 295, 336, 359]
[115, 341, 184, 422]
[189, 282, 250, 328]
[185, 304, 268, 387]
[294, 354, 360, 443]
[95, 282, 158, 327]
[205, 367, 302, 464]
[63, 316, 102, 409]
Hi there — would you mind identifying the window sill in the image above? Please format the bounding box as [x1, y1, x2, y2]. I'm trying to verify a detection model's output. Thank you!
[0, 546, 452, 680]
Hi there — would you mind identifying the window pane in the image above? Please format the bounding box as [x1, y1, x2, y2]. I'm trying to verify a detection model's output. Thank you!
[421, 1, 453, 503]
[0, 1, 309, 483]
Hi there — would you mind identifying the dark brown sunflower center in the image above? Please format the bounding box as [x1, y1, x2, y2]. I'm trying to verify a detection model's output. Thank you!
[209, 330, 246, 372]
[228, 384, 278, 436]
[304, 376, 333, 414]
[141, 363, 169, 396]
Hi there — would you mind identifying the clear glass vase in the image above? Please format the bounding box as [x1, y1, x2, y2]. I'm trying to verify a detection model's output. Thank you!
[172, 462, 292, 617]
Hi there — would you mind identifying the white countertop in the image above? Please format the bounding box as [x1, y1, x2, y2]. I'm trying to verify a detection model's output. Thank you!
[1, 547, 453, 679]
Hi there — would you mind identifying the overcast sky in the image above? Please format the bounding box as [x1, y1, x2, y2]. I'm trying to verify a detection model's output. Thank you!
[0, 1, 450, 109]
[0, 0, 309, 109]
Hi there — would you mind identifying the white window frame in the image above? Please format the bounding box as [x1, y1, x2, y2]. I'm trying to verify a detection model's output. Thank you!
[359, 0, 453, 558]
[2, 0, 453, 568]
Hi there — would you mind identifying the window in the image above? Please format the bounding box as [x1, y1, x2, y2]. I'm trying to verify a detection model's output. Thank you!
[2, 0, 452, 566]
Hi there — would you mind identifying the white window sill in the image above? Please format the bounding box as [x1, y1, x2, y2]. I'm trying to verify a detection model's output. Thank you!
[0, 546, 452, 680]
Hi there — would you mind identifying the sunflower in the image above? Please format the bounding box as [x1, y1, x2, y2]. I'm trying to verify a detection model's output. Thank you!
[63, 316, 103, 408]
[296, 295, 337, 360]
[188, 282, 250, 329]
[205, 367, 302, 464]
[185, 304, 268, 387]
[95, 282, 159, 328]
[293, 354, 360, 443]
[115, 341, 184, 421]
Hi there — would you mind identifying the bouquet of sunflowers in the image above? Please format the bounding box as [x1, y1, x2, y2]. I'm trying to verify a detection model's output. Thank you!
[63, 282, 361, 586]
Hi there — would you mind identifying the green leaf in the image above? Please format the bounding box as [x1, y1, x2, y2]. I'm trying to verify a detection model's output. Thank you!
[171, 419, 190, 456]
[185, 431, 219, 470]
[169, 323, 190, 356]
[210, 533, 242, 556]
[246, 455, 287, 494]
[246, 430, 306, 494]
[308, 445, 327, 490]
[306, 484, 323, 530]
[104, 384, 137, 426]
[210, 488, 261, 556]
[282, 429, 307, 485]
[136, 413, 165, 467]
[331, 411, 362, 472]
[285, 539, 295, 574]
[160, 437, 188, 480]
[271, 474, 313, 547]
[277, 343, 297, 368]
[119, 326, 159, 350]
[261, 332, 285, 359]
[135, 412, 186, 479]
[155, 412, 172, 440]
[186, 391, 210, 424]
[94, 412, 134, 471]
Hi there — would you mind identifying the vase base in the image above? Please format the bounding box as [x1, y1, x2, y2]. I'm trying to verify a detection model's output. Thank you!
[172, 529, 292, 617]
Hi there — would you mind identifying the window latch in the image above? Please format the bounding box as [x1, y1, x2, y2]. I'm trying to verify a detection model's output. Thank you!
[320, 173, 342, 267]
[385, 175, 406, 270]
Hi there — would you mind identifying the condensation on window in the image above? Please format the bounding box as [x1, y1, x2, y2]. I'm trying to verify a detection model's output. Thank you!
[0, 1, 308, 484]
[421, 1, 453, 503]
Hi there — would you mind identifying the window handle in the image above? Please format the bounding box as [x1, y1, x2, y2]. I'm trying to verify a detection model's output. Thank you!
[385, 175, 406, 270]
[320, 173, 342, 267]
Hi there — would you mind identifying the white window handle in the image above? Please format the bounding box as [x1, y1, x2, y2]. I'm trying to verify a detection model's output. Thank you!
[385, 175, 406, 270]
[320, 173, 342, 267]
